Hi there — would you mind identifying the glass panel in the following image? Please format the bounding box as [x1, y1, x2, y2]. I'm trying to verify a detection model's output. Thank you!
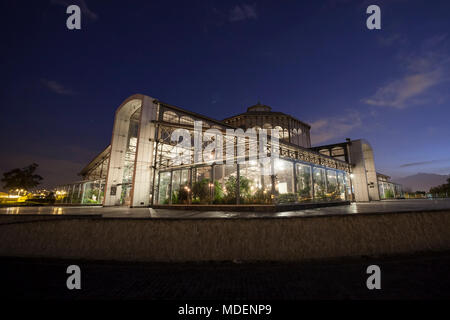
[394, 184, 402, 198]
[99, 181, 105, 204]
[79, 180, 104, 204]
[82, 182, 93, 204]
[193, 166, 212, 204]
[313, 167, 326, 202]
[337, 171, 347, 201]
[224, 164, 238, 204]
[378, 180, 384, 199]
[179, 169, 191, 204]
[274, 158, 295, 204]
[122, 108, 140, 185]
[211, 164, 239, 204]
[171, 170, 182, 204]
[384, 182, 395, 199]
[66, 186, 73, 204]
[180, 116, 194, 126]
[120, 184, 132, 206]
[212, 165, 225, 204]
[120, 107, 141, 206]
[345, 173, 352, 200]
[261, 161, 274, 202]
[296, 163, 312, 202]
[326, 170, 340, 201]
[239, 160, 271, 204]
[158, 171, 171, 204]
[163, 111, 179, 123]
[71, 184, 82, 204]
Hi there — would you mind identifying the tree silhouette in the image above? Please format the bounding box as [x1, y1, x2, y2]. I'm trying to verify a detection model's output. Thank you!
[1, 163, 43, 191]
[429, 176, 450, 197]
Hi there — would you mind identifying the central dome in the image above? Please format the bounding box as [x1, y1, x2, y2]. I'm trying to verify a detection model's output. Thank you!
[247, 102, 272, 112]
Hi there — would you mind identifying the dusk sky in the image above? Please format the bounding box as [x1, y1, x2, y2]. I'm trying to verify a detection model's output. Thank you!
[1, 0, 449, 189]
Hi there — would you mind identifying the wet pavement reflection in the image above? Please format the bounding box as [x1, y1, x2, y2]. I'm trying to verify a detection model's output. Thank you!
[1, 199, 450, 219]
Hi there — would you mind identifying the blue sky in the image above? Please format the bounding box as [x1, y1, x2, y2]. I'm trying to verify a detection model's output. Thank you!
[0, 0, 449, 188]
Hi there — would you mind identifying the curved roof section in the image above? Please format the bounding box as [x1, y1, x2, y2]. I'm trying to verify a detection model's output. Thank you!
[79, 145, 111, 176]
[247, 102, 272, 112]
[223, 102, 311, 128]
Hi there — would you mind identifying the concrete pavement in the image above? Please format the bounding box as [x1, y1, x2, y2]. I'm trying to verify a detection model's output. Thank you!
[1, 199, 450, 219]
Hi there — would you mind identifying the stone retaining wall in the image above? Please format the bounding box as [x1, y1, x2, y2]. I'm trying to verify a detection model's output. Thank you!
[1, 211, 449, 262]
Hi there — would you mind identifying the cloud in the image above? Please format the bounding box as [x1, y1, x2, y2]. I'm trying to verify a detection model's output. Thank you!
[310, 112, 362, 145]
[229, 4, 257, 22]
[41, 79, 74, 95]
[400, 158, 450, 168]
[363, 70, 442, 108]
[364, 34, 450, 109]
[51, 0, 98, 20]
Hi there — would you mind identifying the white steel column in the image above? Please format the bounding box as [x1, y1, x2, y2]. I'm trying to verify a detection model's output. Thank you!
[131, 96, 158, 207]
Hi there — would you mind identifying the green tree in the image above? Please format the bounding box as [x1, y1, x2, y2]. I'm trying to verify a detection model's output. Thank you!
[1, 163, 43, 191]
[192, 178, 210, 203]
[224, 176, 251, 202]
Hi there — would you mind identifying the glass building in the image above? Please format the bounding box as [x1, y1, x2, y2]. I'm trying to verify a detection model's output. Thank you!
[55, 94, 400, 208]
[377, 173, 404, 199]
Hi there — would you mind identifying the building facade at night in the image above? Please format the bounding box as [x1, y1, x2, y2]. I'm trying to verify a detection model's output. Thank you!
[55, 94, 402, 207]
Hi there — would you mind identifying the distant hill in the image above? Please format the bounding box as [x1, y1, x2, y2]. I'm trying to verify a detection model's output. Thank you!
[393, 173, 449, 192]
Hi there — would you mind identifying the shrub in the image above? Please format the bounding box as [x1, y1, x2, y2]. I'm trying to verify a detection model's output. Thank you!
[177, 185, 190, 204]
[385, 189, 394, 199]
[224, 176, 251, 203]
[192, 179, 211, 204]
[276, 193, 298, 204]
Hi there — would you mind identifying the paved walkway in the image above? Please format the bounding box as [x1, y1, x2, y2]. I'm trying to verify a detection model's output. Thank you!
[1, 199, 449, 219]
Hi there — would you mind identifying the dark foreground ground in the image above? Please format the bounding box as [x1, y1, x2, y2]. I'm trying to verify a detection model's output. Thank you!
[1, 251, 450, 300]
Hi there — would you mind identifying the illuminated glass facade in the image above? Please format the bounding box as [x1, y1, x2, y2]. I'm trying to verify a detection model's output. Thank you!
[56, 94, 400, 208]
[377, 173, 404, 199]
[150, 102, 352, 206]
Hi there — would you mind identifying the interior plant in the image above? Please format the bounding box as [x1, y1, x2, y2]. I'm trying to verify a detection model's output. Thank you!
[192, 178, 210, 204]
[276, 192, 298, 204]
[177, 184, 190, 204]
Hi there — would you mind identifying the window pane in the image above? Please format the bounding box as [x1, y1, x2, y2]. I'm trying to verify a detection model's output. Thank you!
[326, 169, 339, 201]
[71, 184, 82, 204]
[313, 167, 326, 201]
[171, 170, 181, 204]
[337, 171, 347, 201]
[158, 172, 171, 204]
[239, 160, 271, 204]
[222, 164, 238, 204]
[274, 158, 295, 203]
[296, 163, 312, 202]
[82, 181, 102, 204]
[193, 166, 212, 204]
[180, 116, 194, 126]
[163, 111, 179, 123]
